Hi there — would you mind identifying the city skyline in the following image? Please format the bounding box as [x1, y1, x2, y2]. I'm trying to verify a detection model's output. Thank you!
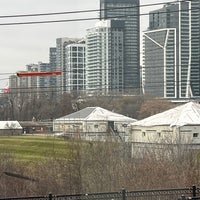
[0, 0, 172, 89]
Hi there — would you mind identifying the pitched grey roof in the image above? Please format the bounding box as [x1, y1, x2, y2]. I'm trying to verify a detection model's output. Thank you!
[60, 107, 96, 119]
[55, 107, 136, 122]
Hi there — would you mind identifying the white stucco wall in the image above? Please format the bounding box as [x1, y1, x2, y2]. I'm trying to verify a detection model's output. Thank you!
[131, 125, 200, 144]
[180, 125, 200, 144]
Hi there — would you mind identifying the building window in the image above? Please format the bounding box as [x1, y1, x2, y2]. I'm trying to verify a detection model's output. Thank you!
[193, 133, 199, 138]
[142, 132, 146, 137]
[94, 125, 98, 128]
[158, 132, 161, 137]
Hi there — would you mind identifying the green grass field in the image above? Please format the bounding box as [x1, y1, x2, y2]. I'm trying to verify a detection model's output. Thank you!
[0, 135, 72, 162]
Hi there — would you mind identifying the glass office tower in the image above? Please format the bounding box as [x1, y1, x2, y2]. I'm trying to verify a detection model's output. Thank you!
[100, 0, 140, 94]
[143, 0, 200, 99]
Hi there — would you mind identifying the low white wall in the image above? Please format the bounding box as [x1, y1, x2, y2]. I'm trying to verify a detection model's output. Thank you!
[131, 125, 200, 144]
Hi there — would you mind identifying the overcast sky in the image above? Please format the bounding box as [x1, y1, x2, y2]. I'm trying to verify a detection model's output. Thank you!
[0, 0, 172, 88]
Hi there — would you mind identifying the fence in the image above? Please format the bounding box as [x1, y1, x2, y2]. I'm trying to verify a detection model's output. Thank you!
[0, 185, 199, 200]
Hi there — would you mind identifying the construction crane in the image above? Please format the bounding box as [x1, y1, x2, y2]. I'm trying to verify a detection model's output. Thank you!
[16, 70, 61, 77]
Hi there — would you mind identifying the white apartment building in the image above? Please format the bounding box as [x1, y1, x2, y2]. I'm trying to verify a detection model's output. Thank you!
[56, 37, 80, 94]
[65, 43, 86, 95]
[86, 20, 124, 95]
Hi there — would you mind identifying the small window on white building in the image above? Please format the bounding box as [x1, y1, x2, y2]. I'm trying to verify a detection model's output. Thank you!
[142, 132, 146, 137]
[158, 132, 161, 137]
[193, 133, 199, 138]
[94, 124, 98, 128]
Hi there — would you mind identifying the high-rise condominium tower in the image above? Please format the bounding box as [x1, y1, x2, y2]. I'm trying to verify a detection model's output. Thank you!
[56, 38, 80, 93]
[143, 0, 200, 99]
[86, 20, 124, 95]
[100, 0, 140, 94]
[65, 42, 86, 96]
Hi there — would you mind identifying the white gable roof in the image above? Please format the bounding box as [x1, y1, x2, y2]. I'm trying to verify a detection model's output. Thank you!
[56, 107, 136, 122]
[131, 102, 200, 127]
[0, 121, 22, 129]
